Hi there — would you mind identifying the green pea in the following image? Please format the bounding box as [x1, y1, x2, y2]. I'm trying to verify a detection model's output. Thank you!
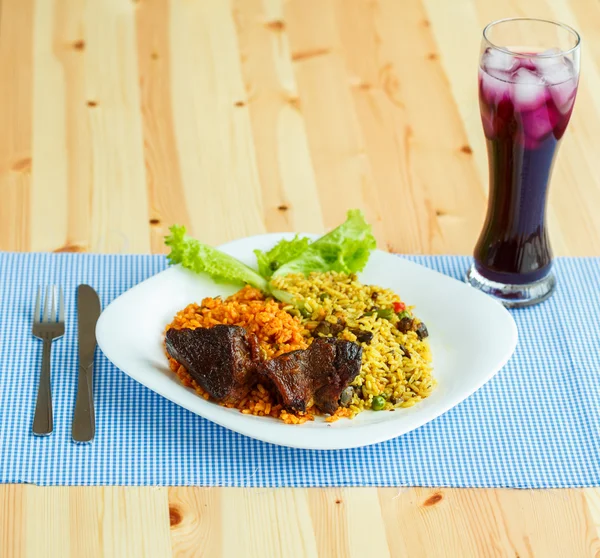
[299, 307, 311, 318]
[397, 310, 412, 320]
[371, 396, 386, 411]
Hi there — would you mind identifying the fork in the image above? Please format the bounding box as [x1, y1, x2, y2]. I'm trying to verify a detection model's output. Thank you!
[32, 286, 65, 436]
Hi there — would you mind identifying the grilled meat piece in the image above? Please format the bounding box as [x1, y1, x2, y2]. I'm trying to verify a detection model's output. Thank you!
[315, 340, 363, 414]
[257, 338, 362, 414]
[165, 325, 261, 405]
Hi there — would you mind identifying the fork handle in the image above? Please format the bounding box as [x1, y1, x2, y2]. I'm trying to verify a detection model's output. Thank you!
[33, 338, 53, 436]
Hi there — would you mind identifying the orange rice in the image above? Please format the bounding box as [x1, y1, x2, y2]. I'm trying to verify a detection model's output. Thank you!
[165, 286, 315, 423]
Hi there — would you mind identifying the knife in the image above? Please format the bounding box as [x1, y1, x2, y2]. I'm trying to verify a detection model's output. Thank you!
[72, 284, 101, 443]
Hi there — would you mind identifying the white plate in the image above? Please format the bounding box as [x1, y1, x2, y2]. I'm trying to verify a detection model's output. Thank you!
[96, 233, 518, 450]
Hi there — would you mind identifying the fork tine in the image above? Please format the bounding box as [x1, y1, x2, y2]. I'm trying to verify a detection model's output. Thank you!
[34, 287, 41, 323]
[59, 287, 65, 323]
[50, 285, 57, 322]
[43, 286, 52, 323]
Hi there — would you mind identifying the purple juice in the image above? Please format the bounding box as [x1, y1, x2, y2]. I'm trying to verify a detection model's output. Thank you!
[474, 49, 578, 285]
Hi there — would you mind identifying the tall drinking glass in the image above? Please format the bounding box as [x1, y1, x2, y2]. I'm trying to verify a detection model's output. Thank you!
[466, 18, 581, 307]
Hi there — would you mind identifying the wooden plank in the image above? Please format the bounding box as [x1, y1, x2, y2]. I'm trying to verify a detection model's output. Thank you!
[307, 488, 390, 558]
[419, 0, 486, 188]
[135, 0, 191, 254]
[87, 487, 171, 558]
[545, 0, 600, 257]
[81, 0, 150, 253]
[0, 486, 171, 558]
[167, 487, 600, 557]
[232, 0, 325, 235]
[378, 487, 600, 557]
[335, 0, 487, 255]
[43, 0, 151, 254]
[168, 0, 266, 246]
[284, 0, 387, 244]
[284, 0, 486, 254]
[3, 486, 600, 557]
[220, 488, 318, 558]
[168, 487, 223, 558]
[169, 488, 320, 558]
[45, 0, 151, 254]
[585, 488, 600, 544]
[0, 0, 35, 251]
[30, 0, 69, 252]
[51, 0, 94, 253]
[0, 485, 25, 558]
[493, 488, 600, 558]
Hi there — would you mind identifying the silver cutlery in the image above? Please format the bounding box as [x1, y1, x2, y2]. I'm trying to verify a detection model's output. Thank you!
[72, 284, 101, 443]
[32, 285, 65, 436]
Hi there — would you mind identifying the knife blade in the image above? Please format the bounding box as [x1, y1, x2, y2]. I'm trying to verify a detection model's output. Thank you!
[72, 284, 101, 443]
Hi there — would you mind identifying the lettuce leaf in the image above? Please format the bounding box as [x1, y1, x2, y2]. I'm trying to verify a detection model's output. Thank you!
[254, 235, 311, 278]
[271, 209, 376, 277]
[164, 209, 377, 304]
[165, 225, 268, 292]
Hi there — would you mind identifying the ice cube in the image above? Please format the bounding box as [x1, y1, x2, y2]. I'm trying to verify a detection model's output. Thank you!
[483, 48, 519, 72]
[479, 67, 511, 105]
[540, 48, 561, 55]
[515, 56, 537, 72]
[534, 48, 562, 70]
[511, 67, 547, 111]
[541, 61, 574, 85]
[520, 105, 558, 139]
[550, 79, 577, 114]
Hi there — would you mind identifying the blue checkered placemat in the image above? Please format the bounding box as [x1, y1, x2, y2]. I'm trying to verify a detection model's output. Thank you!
[0, 252, 599, 488]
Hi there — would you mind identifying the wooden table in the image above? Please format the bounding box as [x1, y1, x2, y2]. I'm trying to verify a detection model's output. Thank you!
[1, 0, 599, 556]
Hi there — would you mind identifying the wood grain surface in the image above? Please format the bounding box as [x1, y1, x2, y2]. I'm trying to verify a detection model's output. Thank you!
[1, 0, 599, 556]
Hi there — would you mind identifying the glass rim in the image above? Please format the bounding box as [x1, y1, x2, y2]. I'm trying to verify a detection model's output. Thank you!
[482, 17, 581, 58]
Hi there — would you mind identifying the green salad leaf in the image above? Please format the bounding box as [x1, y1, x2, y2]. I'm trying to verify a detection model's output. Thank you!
[254, 235, 311, 278]
[165, 225, 268, 291]
[271, 209, 376, 277]
[164, 209, 377, 306]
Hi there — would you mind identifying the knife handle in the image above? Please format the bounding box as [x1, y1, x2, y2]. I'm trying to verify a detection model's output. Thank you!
[72, 364, 95, 442]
